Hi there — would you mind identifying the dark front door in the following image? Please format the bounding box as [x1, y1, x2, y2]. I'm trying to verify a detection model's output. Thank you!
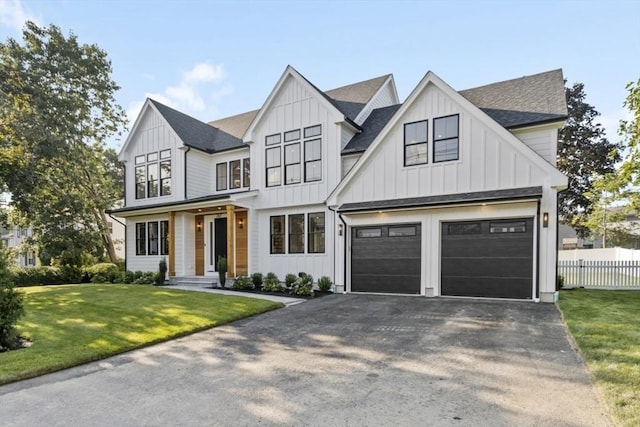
[214, 217, 227, 270]
[351, 224, 421, 294]
[441, 218, 534, 299]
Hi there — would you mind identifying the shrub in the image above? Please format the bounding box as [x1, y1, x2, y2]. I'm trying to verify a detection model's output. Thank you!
[0, 283, 25, 351]
[10, 266, 64, 287]
[60, 265, 83, 284]
[157, 258, 167, 286]
[84, 263, 120, 283]
[317, 276, 333, 292]
[557, 274, 565, 290]
[262, 272, 284, 292]
[251, 272, 264, 290]
[132, 272, 156, 285]
[285, 273, 297, 289]
[232, 276, 253, 290]
[217, 256, 227, 288]
[291, 273, 313, 296]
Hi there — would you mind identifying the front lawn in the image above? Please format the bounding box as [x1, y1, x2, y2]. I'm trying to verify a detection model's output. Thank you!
[0, 284, 282, 385]
[558, 289, 640, 427]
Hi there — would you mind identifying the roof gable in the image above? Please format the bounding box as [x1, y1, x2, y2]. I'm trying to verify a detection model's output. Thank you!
[150, 99, 245, 153]
[327, 71, 567, 206]
[325, 74, 393, 121]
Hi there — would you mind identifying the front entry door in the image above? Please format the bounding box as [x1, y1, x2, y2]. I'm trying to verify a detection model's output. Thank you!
[205, 216, 227, 273]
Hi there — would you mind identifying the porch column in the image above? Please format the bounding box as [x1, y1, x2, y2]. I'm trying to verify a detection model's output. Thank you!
[168, 211, 176, 276]
[226, 205, 235, 277]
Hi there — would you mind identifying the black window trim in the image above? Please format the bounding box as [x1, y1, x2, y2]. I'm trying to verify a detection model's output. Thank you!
[304, 138, 322, 183]
[270, 215, 285, 254]
[404, 120, 429, 167]
[307, 211, 325, 253]
[288, 214, 305, 254]
[433, 113, 460, 163]
[229, 159, 241, 190]
[216, 162, 228, 191]
[265, 133, 281, 146]
[265, 146, 282, 187]
[284, 142, 301, 185]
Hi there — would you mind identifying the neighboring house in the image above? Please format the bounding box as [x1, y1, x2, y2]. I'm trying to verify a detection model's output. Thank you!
[0, 226, 38, 267]
[559, 210, 640, 250]
[112, 66, 567, 302]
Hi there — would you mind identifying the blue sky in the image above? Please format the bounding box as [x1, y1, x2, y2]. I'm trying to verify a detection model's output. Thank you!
[1, 0, 639, 149]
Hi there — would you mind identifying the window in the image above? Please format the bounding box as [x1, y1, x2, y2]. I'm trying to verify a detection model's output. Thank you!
[270, 216, 285, 254]
[266, 147, 281, 187]
[304, 125, 321, 138]
[433, 114, 459, 162]
[284, 129, 301, 142]
[389, 226, 416, 237]
[230, 160, 241, 189]
[135, 166, 146, 199]
[285, 143, 301, 185]
[265, 133, 281, 146]
[243, 158, 251, 188]
[490, 221, 526, 233]
[304, 139, 322, 182]
[148, 222, 159, 255]
[136, 223, 146, 255]
[356, 228, 382, 238]
[216, 163, 227, 191]
[289, 214, 305, 253]
[308, 212, 325, 253]
[134, 151, 171, 199]
[404, 120, 428, 166]
[136, 221, 169, 256]
[160, 220, 169, 255]
[448, 222, 481, 235]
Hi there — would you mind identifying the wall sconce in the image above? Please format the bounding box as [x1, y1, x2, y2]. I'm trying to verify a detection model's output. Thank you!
[543, 212, 549, 228]
[238, 218, 244, 229]
[196, 221, 202, 232]
[338, 224, 343, 236]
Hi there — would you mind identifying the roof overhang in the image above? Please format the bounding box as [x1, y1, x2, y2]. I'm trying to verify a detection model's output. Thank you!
[107, 191, 258, 217]
[337, 186, 543, 213]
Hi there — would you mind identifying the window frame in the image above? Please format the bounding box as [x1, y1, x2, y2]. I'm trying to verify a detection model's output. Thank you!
[148, 222, 159, 255]
[216, 162, 228, 191]
[266, 146, 282, 187]
[288, 214, 305, 254]
[229, 159, 241, 190]
[284, 142, 301, 185]
[265, 133, 281, 146]
[160, 159, 171, 196]
[304, 138, 322, 182]
[307, 212, 325, 253]
[404, 120, 428, 166]
[135, 223, 146, 255]
[270, 215, 285, 254]
[433, 114, 460, 163]
[135, 165, 146, 199]
[243, 158, 251, 188]
[160, 220, 169, 255]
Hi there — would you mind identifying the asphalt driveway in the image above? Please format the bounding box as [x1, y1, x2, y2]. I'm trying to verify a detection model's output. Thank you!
[0, 295, 611, 426]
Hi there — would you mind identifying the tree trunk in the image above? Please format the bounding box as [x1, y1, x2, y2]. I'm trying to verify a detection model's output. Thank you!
[95, 209, 118, 263]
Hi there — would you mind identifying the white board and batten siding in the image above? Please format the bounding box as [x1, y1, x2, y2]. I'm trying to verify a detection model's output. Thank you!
[121, 106, 185, 207]
[354, 80, 398, 125]
[251, 75, 345, 209]
[512, 124, 560, 166]
[173, 212, 195, 276]
[338, 83, 556, 206]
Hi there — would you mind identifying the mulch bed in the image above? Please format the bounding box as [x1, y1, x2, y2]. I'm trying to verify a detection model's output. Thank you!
[206, 286, 334, 299]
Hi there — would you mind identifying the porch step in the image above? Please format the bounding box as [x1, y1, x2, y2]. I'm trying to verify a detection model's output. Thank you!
[170, 276, 219, 288]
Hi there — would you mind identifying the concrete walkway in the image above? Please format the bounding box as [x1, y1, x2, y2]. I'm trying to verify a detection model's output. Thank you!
[0, 296, 612, 426]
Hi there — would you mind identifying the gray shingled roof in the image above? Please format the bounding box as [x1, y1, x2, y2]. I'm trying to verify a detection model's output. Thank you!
[325, 74, 391, 119]
[209, 109, 259, 139]
[342, 104, 402, 154]
[460, 69, 567, 128]
[150, 99, 246, 153]
[338, 186, 543, 212]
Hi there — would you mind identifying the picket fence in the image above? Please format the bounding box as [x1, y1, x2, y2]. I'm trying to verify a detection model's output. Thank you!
[558, 260, 640, 289]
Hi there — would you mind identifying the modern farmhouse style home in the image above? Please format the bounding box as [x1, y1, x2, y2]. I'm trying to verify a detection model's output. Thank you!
[112, 66, 568, 302]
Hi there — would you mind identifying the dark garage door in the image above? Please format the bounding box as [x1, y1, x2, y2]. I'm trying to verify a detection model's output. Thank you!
[351, 224, 421, 294]
[441, 218, 534, 299]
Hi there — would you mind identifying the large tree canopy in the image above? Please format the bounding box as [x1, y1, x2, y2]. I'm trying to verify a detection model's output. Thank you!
[557, 82, 622, 237]
[0, 22, 127, 265]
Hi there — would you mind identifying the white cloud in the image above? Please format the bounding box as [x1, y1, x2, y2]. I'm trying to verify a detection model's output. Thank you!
[0, 0, 40, 32]
[126, 62, 230, 127]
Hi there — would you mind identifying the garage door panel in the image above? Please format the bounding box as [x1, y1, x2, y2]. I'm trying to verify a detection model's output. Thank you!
[441, 218, 533, 299]
[441, 258, 532, 278]
[351, 224, 421, 294]
[441, 277, 532, 299]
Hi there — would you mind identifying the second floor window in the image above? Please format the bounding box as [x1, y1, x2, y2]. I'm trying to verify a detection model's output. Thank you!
[265, 124, 322, 187]
[216, 158, 251, 191]
[135, 149, 171, 199]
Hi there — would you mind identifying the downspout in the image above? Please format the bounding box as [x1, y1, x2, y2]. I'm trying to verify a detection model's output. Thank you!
[108, 213, 127, 271]
[535, 199, 541, 301]
[184, 147, 191, 200]
[327, 205, 348, 294]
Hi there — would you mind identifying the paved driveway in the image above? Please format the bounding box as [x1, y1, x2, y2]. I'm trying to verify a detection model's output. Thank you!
[0, 295, 611, 426]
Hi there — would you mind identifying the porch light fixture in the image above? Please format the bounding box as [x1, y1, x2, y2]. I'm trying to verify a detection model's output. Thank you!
[543, 212, 549, 228]
[238, 218, 244, 229]
[338, 224, 343, 236]
[196, 221, 202, 232]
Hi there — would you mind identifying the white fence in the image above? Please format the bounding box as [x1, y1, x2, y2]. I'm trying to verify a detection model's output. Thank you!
[558, 247, 640, 262]
[558, 260, 640, 289]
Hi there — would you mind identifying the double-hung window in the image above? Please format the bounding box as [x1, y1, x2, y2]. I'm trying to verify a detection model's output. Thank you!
[159, 149, 171, 196]
[433, 114, 459, 162]
[270, 215, 285, 254]
[304, 125, 322, 182]
[216, 163, 227, 191]
[308, 212, 325, 253]
[266, 147, 281, 187]
[136, 220, 169, 256]
[135, 223, 146, 255]
[285, 142, 301, 185]
[288, 214, 305, 253]
[243, 158, 251, 188]
[404, 120, 428, 166]
[230, 160, 241, 189]
[134, 150, 171, 199]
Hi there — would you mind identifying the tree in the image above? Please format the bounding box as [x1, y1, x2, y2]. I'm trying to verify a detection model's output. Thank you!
[0, 22, 126, 265]
[557, 82, 622, 237]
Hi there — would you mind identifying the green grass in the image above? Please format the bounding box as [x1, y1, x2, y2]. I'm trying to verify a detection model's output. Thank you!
[558, 289, 640, 427]
[0, 284, 282, 385]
